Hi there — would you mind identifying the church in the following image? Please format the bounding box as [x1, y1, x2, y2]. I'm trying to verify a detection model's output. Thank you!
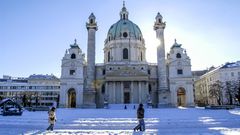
[59, 3, 194, 108]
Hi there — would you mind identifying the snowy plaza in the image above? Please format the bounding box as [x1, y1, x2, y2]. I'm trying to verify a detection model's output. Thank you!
[0, 106, 240, 135]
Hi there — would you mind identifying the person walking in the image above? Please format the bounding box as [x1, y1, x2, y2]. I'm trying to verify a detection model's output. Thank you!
[46, 107, 57, 131]
[133, 103, 145, 131]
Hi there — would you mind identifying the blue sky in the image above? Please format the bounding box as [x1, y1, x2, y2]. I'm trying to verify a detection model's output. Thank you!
[1, 0, 240, 78]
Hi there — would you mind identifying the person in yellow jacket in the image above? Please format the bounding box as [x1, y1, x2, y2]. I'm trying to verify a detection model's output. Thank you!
[46, 107, 56, 131]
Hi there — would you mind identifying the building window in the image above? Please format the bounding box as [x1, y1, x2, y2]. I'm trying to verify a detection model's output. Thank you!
[123, 48, 128, 59]
[123, 32, 128, 38]
[108, 51, 110, 62]
[141, 52, 143, 61]
[102, 69, 105, 75]
[148, 84, 152, 94]
[176, 53, 181, 58]
[90, 19, 93, 24]
[70, 70, 75, 75]
[71, 53, 76, 59]
[148, 69, 151, 75]
[177, 69, 183, 75]
[101, 85, 105, 94]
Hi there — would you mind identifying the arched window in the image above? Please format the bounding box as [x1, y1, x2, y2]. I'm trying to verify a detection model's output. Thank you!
[90, 19, 93, 24]
[107, 51, 110, 62]
[123, 32, 128, 38]
[71, 53, 76, 59]
[123, 48, 128, 59]
[176, 53, 181, 58]
[141, 52, 143, 61]
[108, 36, 111, 41]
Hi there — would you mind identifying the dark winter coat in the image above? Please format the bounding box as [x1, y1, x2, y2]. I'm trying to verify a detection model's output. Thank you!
[137, 107, 144, 119]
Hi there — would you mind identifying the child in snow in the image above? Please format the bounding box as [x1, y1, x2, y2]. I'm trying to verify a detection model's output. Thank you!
[133, 103, 145, 131]
[46, 107, 57, 131]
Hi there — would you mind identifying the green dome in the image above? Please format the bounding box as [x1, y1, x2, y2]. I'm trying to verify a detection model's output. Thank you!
[107, 19, 143, 40]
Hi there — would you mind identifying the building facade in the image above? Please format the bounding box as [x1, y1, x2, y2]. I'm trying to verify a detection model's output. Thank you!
[194, 61, 240, 105]
[0, 75, 60, 107]
[59, 4, 194, 108]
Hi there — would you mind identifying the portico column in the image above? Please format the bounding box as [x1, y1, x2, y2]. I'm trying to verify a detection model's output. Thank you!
[131, 81, 134, 103]
[121, 82, 124, 103]
[106, 82, 109, 101]
[113, 82, 116, 103]
[146, 81, 149, 102]
[138, 81, 142, 103]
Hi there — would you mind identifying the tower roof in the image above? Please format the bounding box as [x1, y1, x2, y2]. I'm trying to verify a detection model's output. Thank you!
[70, 39, 80, 49]
[171, 39, 182, 49]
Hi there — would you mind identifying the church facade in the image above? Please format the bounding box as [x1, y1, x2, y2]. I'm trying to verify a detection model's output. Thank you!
[59, 4, 194, 108]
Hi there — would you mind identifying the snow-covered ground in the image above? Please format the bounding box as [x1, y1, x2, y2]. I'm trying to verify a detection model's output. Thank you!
[0, 106, 240, 135]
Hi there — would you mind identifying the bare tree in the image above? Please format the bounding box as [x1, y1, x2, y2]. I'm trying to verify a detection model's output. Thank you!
[235, 80, 240, 105]
[224, 81, 236, 105]
[209, 80, 223, 105]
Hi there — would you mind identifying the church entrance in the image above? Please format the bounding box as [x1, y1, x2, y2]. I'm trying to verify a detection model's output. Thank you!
[177, 87, 186, 107]
[123, 82, 130, 104]
[68, 88, 76, 108]
[124, 92, 130, 103]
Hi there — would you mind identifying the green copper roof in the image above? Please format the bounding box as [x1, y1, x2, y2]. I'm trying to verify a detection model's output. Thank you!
[107, 19, 142, 40]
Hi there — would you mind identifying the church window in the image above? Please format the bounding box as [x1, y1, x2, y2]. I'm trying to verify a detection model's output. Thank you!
[123, 32, 128, 38]
[177, 69, 183, 75]
[70, 70, 75, 75]
[148, 84, 152, 94]
[141, 67, 144, 70]
[102, 69, 105, 75]
[101, 84, 105, 94]
[176, 53, 181, 58]
[148, 69, 151, 75]
[158, 19, 161, 23]
[108, 51, 110, 62]
[71, 53, 76, 59]
[108, 36, 111, 41]
[124, 82, 130, 88]
[90, 19, 93, 24]
[123, 48, 128, 59]
[109, 67, 112, 70]
[141, 52, 143, 61]
[140, 36, 141, 41]
[123, 14, 126, 19]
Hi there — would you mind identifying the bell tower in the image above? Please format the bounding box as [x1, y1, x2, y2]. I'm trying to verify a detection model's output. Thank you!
[84, 13, 98, 108]
[59, 39, 85, 108]
[154, 12, 170, 107]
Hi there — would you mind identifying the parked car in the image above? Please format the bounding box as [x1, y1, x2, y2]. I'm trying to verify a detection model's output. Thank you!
[0, 98, 23, 116]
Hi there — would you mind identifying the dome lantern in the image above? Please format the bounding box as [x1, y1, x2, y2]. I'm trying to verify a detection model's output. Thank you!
[120, 1, 129, 20]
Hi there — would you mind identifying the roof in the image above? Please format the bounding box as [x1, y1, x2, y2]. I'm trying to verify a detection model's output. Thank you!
[220, 61, 240, 69]
[107, 19, 142, 40]
[28, 74, 59, 80]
